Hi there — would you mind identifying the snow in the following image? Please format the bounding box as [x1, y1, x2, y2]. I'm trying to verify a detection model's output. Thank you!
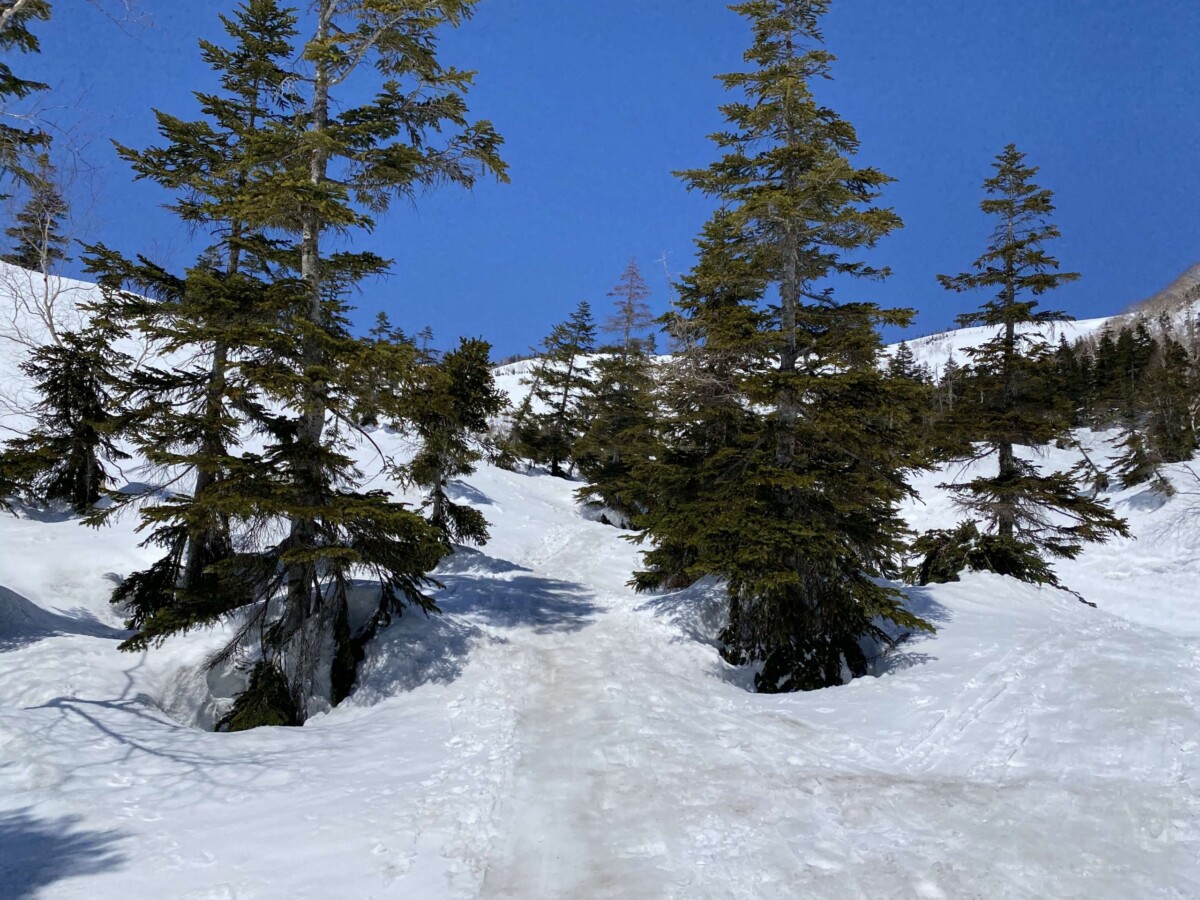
[2, 270, 1198, 898]
[896, 316, 1114, 378]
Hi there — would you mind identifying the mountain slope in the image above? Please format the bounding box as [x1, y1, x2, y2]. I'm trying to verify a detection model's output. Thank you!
[1, 268, 1198, 898]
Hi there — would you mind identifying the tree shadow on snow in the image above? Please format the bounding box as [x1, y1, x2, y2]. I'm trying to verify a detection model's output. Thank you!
[868, 584, 951, 677]
[1119, 486, 1173, 514]
[445, 479, 494, 506]
[352, 610, 488, 704]
[350, 552, 601, 704]
[899, 584, 953, 627]
[436, 550, 601, 635]
[0, 585, 130, 652]
[640, 577, 951, 685]
[0, 809, 126, 898]
[1, 501, 77, 523]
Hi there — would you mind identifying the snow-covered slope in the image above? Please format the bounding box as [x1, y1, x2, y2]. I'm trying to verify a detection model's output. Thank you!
[898, 316, 1113, 379]
[2, 271, 1198, 898]
[1128, 262, 1200, 318]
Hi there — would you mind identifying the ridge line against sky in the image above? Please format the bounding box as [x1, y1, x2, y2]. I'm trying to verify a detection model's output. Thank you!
[21, 0, 1200, 356]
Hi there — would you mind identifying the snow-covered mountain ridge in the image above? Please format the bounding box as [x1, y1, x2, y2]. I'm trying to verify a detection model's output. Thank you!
[1, 266, 1198, 898]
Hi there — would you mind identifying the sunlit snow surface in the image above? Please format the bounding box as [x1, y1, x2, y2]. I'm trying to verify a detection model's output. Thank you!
[1, 270, 1197, 898]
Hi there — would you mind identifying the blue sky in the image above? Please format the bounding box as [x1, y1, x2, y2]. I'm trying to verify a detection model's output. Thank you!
[24, 0, 1200, 356]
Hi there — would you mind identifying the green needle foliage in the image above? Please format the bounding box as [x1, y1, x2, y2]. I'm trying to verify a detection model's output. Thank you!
[0, 0, 50, 196]
[510, 300, 597, 477]
[409, 336, 507, 545]
[923, 145, 1129, 591]
[0, 325, 129, 514]
[637, 0, 931, 693]
[85, 0, 307, 631]
[84, 0, 507, 728]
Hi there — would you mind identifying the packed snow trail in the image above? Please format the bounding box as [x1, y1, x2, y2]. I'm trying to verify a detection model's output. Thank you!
[2, 459, 1199, 897]
[441, 469, 1200, 899]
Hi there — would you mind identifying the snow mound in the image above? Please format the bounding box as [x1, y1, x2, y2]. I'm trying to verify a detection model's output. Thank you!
[0, 585, 128, 652]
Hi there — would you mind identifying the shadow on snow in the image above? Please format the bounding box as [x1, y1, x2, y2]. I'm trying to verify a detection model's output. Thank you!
[434, 547, 601, 635]
[351, 547, 601, 705]
[0, 809, 126, 899]
[0, 585, 129, 653]
[640, 577, 951, 685]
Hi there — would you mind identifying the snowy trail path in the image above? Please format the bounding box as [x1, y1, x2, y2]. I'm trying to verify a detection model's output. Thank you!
[2, 463, 1199, 898]
[435, 470, 1200, 899]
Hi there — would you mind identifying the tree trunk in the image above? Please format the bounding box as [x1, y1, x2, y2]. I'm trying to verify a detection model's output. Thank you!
[551, 353, 577, 477]
[774, 31, 800, 472]
[998, 217, 1018, 541]
[183, 74, 261, 590]
[282, 2, 334, 717]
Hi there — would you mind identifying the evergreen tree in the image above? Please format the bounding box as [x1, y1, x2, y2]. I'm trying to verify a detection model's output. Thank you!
[641, 1, 930, 692]
[935, 353, 964, 415]
[574, 344, 659, 527]
[1050, 334, 1088, 426]
[93, 0, 507, 728]
[887, 341, 919, 380]
[631, 210, 768, 591]
[928, 145, 1128, 589]
[0, 0, 50, 196]
[511, 300, 596, 477]
[2, 150, 69, 271]
[82, 0, 305, 658]
[574, 260, 663, 523]
[1143, 330, 1197, 464]
[1108, 427, 1172, 495]
[229, 0, 505, 723]
[409, 336, 506, 545]
[0, 326, 129, 513]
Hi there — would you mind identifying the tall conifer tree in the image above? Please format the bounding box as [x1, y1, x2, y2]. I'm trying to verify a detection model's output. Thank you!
[642, 1, 930, 691]
[0, 325, 129, 513]
[575, 261, 661, 523]
[632, 210, 768, 591]
[232, 0, 506, 721]
[605, 259, 655, 353]
[2, 150, 69, 271]
[90, 0, 507, 727]
[929, 145, 1127, 588]
[409, 336, 506, 545]
[83, 0, 305, 661]
[89, 0, 305, 599]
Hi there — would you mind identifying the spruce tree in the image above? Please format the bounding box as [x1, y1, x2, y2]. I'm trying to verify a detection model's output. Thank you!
[631, 210, 768, 592]
[574, 260, 662, 523]
[232, 0, 505, 722]
[1108, 427, 1172, 495]
[887, 341, 918, 380]
[574, 353, 659, 527]
[0, 0, 50, 196]
[83, 0, 305, 655]
[1143, 329, 1197, 464]
[511, 300, 596, 477]
[928, 145, 1128, 589]
[641, 1, 930, 692]
[0, 325, 129, 513]
[409, 336, 506, 545]
[92, 0, 507, 727]
[2, 151, 69, 271]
